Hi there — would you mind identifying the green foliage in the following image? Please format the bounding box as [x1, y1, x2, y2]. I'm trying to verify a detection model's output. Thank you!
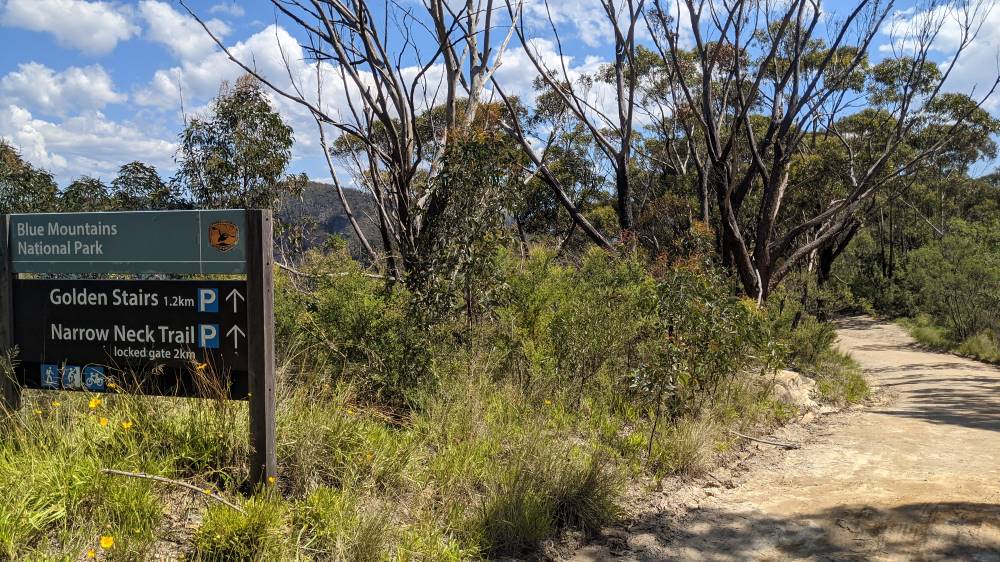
[277, 387, 413, 496]
[3, 243, 834, 560]
[194, 496, 286, 561]
[0, 140, 58, 213]
[906, 219, 1000, 341]
[955, 332, 1000, 363]
[899, 314, 951, 350]
[110, 161, 182, 210]
[60, 176, 112, 211]
[466, 420, 620, 558]
[901, 315, 1000, 364]
[293, 488, 390, 561]
[813, 350, 869, 406]
[769, 279, 870, 406]
[0, 391, 180, 560]
[175, 74, 304, 209]
[273, 241, 429, 406]
[646, 416, 718, 477]
[409, 129, 522, 318]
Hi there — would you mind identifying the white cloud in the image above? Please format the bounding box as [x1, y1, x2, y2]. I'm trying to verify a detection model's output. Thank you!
[209, 2, 245, 18]
[0, 0, 138, 55]
[1, 62, 126, 117]
[0, 104, 176, 183]
[877, 1, 1000, 111]
[138, 0, 231, 62]
[130, 18, 623, 179]
[523, 0, 613, 48]
[134, 24, 300, 110]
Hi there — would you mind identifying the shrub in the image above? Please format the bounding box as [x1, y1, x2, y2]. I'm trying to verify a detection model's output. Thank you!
[906, 219, 1000, 341]
[473, 447, 620, 558]
[194, 496, 286, 561]
[812, 349, 869, 406]
[273, 243, 431, 406]
[900, 314, 951, 350]
[956, 331, 1000, 363]
[292, 488, 390, 561]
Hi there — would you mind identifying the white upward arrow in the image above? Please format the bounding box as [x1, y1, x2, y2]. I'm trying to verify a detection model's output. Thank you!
[227, 325, 246, 349]
[225, 288, 245, 313]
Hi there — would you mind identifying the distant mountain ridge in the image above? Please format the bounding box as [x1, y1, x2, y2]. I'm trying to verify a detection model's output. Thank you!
[276, 181, 379, 257]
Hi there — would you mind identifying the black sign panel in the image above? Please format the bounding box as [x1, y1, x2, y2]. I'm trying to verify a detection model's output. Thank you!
[13, 280, 249, 398]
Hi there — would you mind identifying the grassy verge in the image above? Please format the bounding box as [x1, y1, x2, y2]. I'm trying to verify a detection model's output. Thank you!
[899, 314, 1000, 364]
[809, 348, 869, 406]
[0, 359, 800, 560]
[0, 250, 855, 560]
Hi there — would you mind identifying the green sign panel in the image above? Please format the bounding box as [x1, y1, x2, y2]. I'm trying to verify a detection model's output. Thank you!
[8, 210, 246, 274]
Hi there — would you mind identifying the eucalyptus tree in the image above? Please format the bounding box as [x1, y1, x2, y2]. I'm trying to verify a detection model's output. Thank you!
[506, 0, 646, 233]
[110, 162, 181, 210]
[60, 177, 112, 212]
[184, 0, 532, 283]
[647, 0, 998, 300]
[175, 75, 303, 210]
[0, 140, 58, 214]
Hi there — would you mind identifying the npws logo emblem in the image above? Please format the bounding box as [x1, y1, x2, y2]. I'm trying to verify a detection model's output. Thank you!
[208, 221, 239, 252]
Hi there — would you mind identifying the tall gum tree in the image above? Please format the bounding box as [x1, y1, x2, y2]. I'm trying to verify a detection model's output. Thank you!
[647, 0, 999, 300]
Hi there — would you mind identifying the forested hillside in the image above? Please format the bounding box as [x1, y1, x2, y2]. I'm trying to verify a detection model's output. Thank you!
[1, 0, 999, 560]
[274, 182, 379, 260]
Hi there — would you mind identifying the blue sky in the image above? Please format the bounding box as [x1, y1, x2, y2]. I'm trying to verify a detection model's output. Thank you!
[1, 0, 998, 186]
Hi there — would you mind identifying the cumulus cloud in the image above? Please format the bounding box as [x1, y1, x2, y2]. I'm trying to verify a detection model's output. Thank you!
[0, 0, 138, 55]
[523, 0, 614, 48]
[139, 0, 231, 62]
[0, 104, 176, 182]
[3, 3, 621, 184]
[1, 62, 126, 117]
[877, 1, 1000, 110]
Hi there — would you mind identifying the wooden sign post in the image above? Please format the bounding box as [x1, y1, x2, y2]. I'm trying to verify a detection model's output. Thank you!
[0, 216, 18, 413]
[0, 209, 276, 488]
[246, 211, 277, 486]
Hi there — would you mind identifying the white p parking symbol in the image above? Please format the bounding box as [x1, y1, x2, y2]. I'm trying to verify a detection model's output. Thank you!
[199, 324, 219, 349]
[198, 288, 218, 312]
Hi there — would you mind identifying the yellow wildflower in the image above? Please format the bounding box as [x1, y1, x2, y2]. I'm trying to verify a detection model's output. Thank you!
[203, 489, 212, 495]
[88, 397, 101, 410]
[195, 362, 208, 372]
[33, 409, 42, 415]
[544, 399, 552, 406]
[267, 476, 276, 485]
[99, 535, 114, 549]
[120, 420, 133, 431]
[99, 417, 109, 427]
[51, 401, 61, 407]
[86, 549, 96, 558]
[107, 382, 117, 389]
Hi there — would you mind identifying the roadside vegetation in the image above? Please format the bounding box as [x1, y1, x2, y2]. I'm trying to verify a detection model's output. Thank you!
[1, 241, 866, 560]
[7, 0, 1000, 558]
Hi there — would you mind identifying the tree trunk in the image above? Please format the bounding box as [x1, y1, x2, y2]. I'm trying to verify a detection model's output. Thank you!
[616, 156, 634, 232]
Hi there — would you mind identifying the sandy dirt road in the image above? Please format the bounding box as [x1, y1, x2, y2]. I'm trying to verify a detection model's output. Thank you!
[570, 316, 1000, 561]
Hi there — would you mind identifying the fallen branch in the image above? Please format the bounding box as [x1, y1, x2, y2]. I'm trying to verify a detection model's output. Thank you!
[728, 430, 801, 450]
[101, 468, 247, 514]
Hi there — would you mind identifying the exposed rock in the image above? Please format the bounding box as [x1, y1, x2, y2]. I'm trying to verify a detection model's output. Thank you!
[772, 369, 820, 413]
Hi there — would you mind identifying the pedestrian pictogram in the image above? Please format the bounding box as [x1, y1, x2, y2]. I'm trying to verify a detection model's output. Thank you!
[41, 364, 59, 389]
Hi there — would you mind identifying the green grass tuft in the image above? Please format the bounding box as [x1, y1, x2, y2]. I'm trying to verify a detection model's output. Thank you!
[194, 496, 286, 561]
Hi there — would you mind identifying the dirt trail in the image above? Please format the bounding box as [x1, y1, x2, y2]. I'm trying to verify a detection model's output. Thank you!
[569, 316, 1000, 561]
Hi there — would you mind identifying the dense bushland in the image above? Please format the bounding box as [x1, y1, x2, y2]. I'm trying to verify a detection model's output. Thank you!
[891, 220, 1000, 362]
[0, 241, 863, 560]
